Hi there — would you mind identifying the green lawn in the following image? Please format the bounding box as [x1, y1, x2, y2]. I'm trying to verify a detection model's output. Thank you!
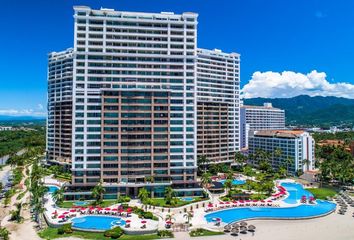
[307, 187, 337, 199]
[58, 200, 117, 208]
[38, 227, 163, 240]
[149, 197, 208, 208]
[189, 228, 224, 237]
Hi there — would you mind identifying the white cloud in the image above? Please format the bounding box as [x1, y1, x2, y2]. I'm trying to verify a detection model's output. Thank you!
[37, 104, 44, 110]
[242, 70, 354, 99]
[0, 109, 46, 117]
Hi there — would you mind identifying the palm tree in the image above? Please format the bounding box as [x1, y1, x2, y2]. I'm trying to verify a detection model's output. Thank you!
[285, 156, 294, 175]
[164, 187, 175, 205]
[138, 188, 150, 203]
[302, 159, 311, 172]
[183, 211, 193, 224]
[92, 181, 105, 204]
[200, 172, 212, 188]
[197, 155, 209, 173]
[52, 186, 64, 205]
[224, 179, 233, 195]
[10, 202, 23, 223]
[234, 152, 247, 166]
[274, 148, 282, 167]
[0, 227, 10, 240]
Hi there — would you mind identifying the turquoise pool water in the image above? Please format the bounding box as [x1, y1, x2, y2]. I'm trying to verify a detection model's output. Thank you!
[73, 201, 89, 206]
[47, 185, 59, 193]
[281, 182, 313, 204]
[205, 182, 336, 223]
[205, 200, 336, 223]
[72, 216, 126, 231]
[219, 179, 246, 185]
[181, 197, 194, 201]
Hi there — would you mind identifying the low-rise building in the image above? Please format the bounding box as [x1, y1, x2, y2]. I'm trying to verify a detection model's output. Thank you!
[248, 130, 315, 175]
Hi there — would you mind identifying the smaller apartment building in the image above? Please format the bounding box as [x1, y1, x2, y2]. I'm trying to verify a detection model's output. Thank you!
[248, 130, 315, 175]
[240, 103, 285, 149]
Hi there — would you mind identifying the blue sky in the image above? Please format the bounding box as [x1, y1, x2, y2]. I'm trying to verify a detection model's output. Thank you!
[1, 0, 354, 115]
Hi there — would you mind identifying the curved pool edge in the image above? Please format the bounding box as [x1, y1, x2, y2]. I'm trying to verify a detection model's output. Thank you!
[223, 207, 336, 225]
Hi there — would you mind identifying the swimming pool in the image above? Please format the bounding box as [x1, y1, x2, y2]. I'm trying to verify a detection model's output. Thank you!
[205, 182, 336, 223]
[219, 179, 246, 185]
[71, 216, 126, 231]
[205, 200, 336, 223]
[281, 182, 313, 204]
[73, 201, 89, 206]
[46, 185, 59, 193]
[181, 197, 194, 202]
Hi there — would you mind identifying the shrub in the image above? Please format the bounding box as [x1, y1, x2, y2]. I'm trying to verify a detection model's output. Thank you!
[117, 196, 131, 203]
[62, 224, 73, 234]
[157, 230, 174, 237]
[57, 228, 65, 235]
[104, 227, 123, 239]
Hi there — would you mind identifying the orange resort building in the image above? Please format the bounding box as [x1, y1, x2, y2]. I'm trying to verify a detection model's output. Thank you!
[46, 6, 241, 200]
[248, 130, 315, 175]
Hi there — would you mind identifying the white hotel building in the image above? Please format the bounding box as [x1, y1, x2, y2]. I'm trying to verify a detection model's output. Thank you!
[240, 103, 285, 149]
[47, 6, 205, 199]
[248, 130, 315, 175]
[47, 6, 241, 199]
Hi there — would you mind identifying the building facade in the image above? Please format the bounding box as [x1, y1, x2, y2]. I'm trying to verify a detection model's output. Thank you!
[47, 49, 74, 166]
[48, 6, 205, 199]
[240, 103, 285, 149]
[248, 130, 315, 175]
[196, 48, 240, 163]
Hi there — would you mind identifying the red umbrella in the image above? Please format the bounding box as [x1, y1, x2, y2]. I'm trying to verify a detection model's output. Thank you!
[252, 200, 258, 202]
[58, 215, 65, 218]
[219, 202, 224, 204]
[267, 200, 272, 202]
[52, 210, 57, 214]
[166, 220, 172, 224]
[63, 212, 69, 214]
[225, 202, 230, 204]
[207, 203, 213, 207]
[141, 220, 147, 224]
[112, 208, 118, 211]
[245, 200, 251, 202]
[119, 209, 124, 213]
[239, 200, 244, 203]
[97, 207, 103, 211]
[80, 207, 87, 210]
[126, 208, 132, 212]
[105, 208, 111, 211]
[126, 220, 131, 223]
[70, 209, 76, 212]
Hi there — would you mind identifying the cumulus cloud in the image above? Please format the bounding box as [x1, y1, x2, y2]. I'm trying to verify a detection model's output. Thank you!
[0, 109, 46, 117]
[242, 70, 354, 99]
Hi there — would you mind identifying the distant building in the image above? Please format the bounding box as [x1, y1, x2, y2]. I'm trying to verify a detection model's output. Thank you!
[248, 130, 315, 175]
[240, 103, 285, 149]
[0, 126, 13, 131]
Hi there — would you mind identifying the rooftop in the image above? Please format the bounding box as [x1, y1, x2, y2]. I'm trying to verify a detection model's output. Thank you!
[254, 130, 306, 138]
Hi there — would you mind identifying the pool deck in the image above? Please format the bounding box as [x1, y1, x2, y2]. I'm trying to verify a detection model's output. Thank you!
[43, 178, 158, 234]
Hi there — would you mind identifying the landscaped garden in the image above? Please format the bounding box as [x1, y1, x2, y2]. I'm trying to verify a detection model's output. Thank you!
[38, 226, 172, 240]
[307, 187, 337, 199]
[189, 228, 224, 237]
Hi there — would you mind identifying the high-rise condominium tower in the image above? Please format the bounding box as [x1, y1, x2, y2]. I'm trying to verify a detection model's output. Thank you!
[196, 49, 240, 163]
[47, 6, 204, 199]
[47, 49, 74, 166]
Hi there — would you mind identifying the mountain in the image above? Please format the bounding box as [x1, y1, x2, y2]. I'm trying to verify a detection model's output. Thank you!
[243, 95, 354, 127]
